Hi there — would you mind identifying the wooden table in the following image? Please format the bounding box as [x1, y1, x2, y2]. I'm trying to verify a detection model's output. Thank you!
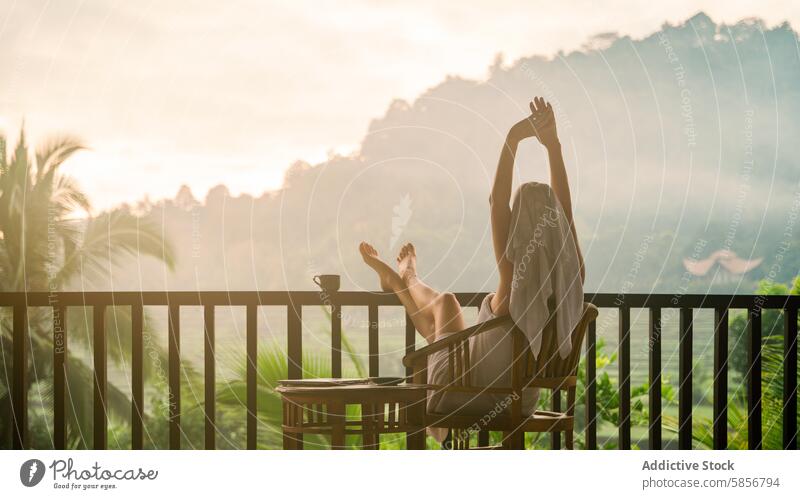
[276, 380, 427, 450]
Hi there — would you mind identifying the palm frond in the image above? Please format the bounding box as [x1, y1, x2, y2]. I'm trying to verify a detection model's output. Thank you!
[0, 127, 180, 448]
[51, 174, 91, 215]
[34, 136, 85, 184]
[213, 343, 332, 448]
[56, 208, 176, 286]
[63, 355, 133, 449]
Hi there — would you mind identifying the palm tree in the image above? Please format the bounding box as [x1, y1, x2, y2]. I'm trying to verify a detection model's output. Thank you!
[0, 130, 175, 448]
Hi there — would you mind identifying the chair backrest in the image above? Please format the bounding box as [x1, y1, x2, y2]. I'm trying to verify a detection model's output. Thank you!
[523, 300, 599, 379]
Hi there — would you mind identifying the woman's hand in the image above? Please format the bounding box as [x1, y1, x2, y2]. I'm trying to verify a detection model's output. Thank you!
[530, 97, 559, 149]
[507, 97, 559, 149]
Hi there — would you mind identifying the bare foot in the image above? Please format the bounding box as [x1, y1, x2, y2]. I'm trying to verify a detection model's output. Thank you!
[397, 243, 417, 283]
[359, 242, 403, 292]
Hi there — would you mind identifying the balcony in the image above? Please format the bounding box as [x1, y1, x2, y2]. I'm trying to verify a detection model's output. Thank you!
[1, 291, 797, 450]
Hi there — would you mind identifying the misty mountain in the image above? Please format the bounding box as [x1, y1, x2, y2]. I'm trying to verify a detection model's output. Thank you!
[83, 12, 800, 294]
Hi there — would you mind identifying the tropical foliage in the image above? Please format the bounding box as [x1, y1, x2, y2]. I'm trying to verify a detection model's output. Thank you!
[0, 130, 174, 448]
[1, 128, 796, 450]
[665, 277, 800, 449]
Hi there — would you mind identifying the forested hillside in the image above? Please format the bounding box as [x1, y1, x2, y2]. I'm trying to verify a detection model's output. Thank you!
[81, 12, 800, 294]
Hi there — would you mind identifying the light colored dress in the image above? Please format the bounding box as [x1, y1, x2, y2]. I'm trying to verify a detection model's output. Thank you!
[424, 182, 583, 442]
[426, 293, 539, 441]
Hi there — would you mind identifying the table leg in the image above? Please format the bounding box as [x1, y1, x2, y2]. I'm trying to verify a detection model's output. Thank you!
[328, 401, 345, 449]
[361, 403, 378, 449]
[405, 399, 426, 450]
[282, 399, 304, 450]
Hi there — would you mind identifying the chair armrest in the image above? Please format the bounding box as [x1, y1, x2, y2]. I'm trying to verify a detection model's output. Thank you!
[402, 314, 515, 368]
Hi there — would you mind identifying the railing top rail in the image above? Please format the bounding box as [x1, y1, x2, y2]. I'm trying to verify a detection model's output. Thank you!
[0, 291, 797, 308]
[0, 290, 407, 307]
[585, 293, 800, 309]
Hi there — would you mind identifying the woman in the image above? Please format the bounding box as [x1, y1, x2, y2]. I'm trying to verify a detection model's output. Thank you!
[358, 97, 585, 422]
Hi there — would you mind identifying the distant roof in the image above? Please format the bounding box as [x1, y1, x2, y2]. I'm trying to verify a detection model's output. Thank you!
[683, 250, 763, 276]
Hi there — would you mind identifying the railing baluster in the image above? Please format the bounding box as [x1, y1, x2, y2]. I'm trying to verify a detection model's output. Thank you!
[93, 305, 107, 450]
[405, 314, 415, 379]
[168, 304, 181, 450]
[247, 304, 257, 450]
[204, 305, 215, 450]
[678, 307, 693, 450]
[618, 306, 631, 450]
[368, 305, 379, 377]
[748, 306, 762, 449]
[131, 304, 144, 450]
[12, 303, 28, 450]
[585, 319, 597, 450]
[331, 302, 342, 378]
[53, 305, 67, 449]
[713, 307, 728, 450]
[648, 307, 661, 450]
[287, 303, 302, 380]
[784, 305, 798, 450]
[0, 290, 794, 451]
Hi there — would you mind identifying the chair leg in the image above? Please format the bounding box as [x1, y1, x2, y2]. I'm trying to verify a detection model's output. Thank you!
[477, 429, 490, 447]
[550, 429, 561, 449]
[502, 430, 524, 450]
[284, 431, 303, 450]
[565, 430, 574, 450]
[441, 429, 453, 450]
[406, 429, 426, 450]
[551, 389, 561, 449]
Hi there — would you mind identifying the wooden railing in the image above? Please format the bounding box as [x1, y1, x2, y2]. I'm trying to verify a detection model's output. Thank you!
[1, 291, 797, 450]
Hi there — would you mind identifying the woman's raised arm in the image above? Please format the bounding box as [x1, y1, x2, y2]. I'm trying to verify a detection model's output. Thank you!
[488, 135, 516, 316]
[532, 98, 585, 284]
[490, 98, 584, 316]
[490, 101, 543, 315]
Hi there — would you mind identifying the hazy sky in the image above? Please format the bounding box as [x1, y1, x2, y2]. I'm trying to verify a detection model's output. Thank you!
[1, 0, 797, 210]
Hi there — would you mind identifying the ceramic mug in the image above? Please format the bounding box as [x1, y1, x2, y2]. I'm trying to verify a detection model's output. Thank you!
[313, 274, 340, 292]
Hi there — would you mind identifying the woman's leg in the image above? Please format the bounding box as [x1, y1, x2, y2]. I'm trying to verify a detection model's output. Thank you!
[397, 243, 439, 308]
[428, 291, 466, 338]
[398, 243, 466, 338]
[359, 242, 465, 343]
[397, 243, 466, 339]
[359, 242, 434, 341]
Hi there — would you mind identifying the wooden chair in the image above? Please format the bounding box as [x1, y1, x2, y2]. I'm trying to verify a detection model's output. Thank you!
[402, 300, 598, 449]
